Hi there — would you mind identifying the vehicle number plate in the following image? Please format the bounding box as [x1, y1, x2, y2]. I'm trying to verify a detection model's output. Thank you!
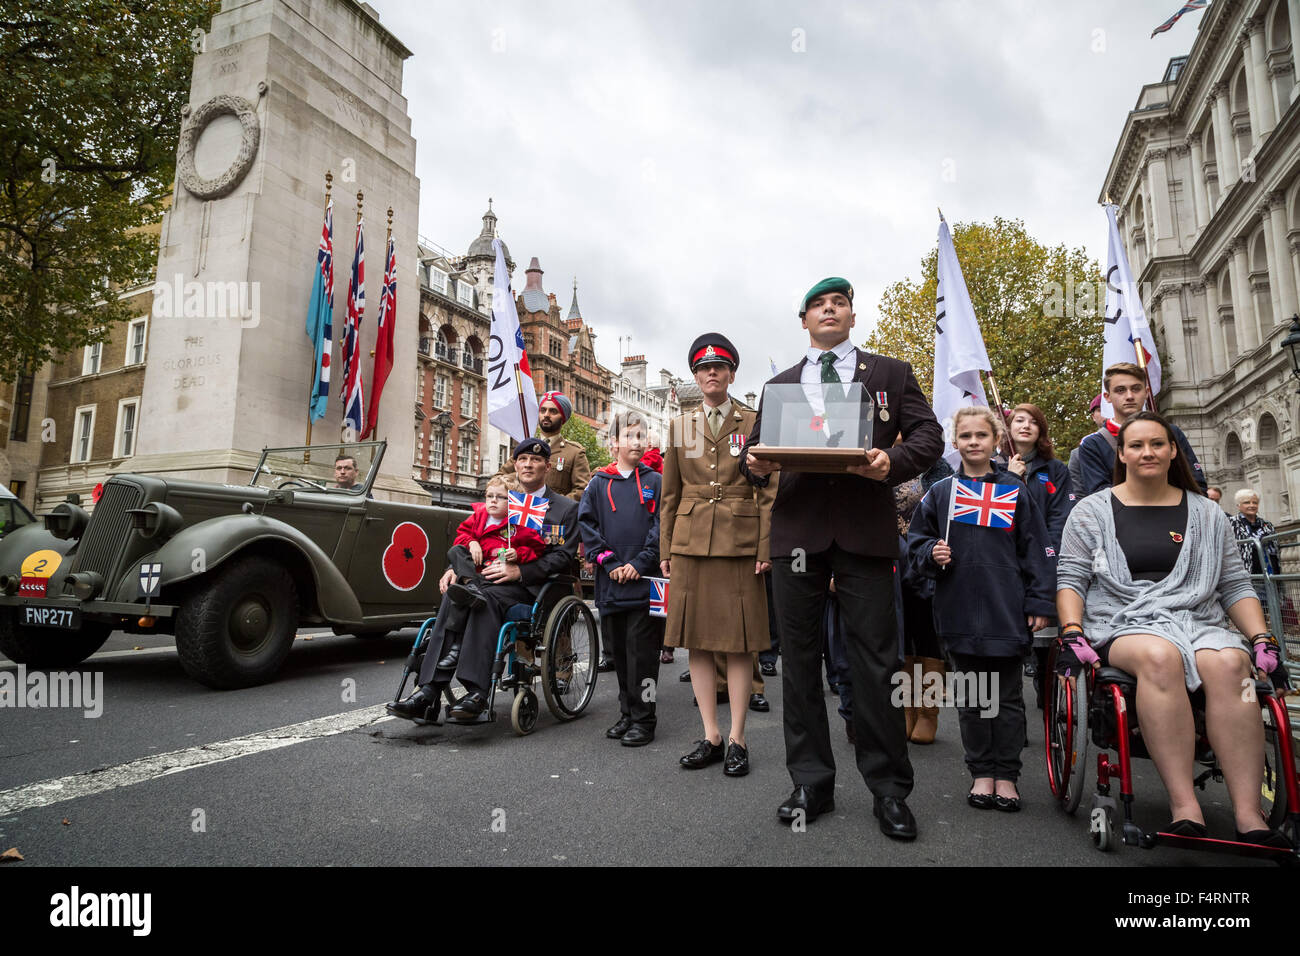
[22, 605, 81, 630]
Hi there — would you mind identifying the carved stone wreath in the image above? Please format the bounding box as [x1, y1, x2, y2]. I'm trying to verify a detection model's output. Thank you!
[176, 92, 262, 200]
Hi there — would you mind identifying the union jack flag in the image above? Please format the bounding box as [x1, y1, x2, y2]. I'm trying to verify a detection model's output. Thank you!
[1151, 0, 1207, 37]
[508, 490, 549, 532]
[319, 202, 334, 308]
[648, 577, 668, 618]
[1037, 472, 1057, 494]
[950, 478, 1019, 531]
[341, 217, 366, 436]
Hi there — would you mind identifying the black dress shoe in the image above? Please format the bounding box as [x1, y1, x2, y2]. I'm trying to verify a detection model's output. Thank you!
[760, 660, 777, 677]
[723, 741, 749, 777]
[749, 693, 769, 713]
[447, 581, 487, 609]
[679, 738, 725, 769]
[1165, 818, 1208, 838]
[844, 718, 857, 747]
[967, 791, 996, 810]
[874, 796, 917, 840]
[605, 715, 633, 739]
[447, 691, 487, 722]
[386, 685, 440, 722]
[993, 794, 1021, 813]
[598, 657, 616, 673]
[777, 785, 834, 824]
[1234, 827, 1293, 849]
[620, 725, 654, 747]
[437, 643, 461, 669]
[678, 669, 692, 682]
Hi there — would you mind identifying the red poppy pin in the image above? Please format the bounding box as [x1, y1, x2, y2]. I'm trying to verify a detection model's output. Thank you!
[1169, 531, 1183, 543]
[810, 416, 824, 431]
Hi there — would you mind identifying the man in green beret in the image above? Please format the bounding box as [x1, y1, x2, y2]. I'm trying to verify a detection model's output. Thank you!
[742, 275, 944, 842]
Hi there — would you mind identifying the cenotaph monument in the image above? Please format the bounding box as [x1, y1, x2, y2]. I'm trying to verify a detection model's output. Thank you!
[131, 0, 424, 501]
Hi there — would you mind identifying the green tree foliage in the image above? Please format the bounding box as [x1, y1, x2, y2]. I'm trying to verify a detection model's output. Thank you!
[864, 217, 1106, 454]
[0, 0, 218, 380]
[561, 414, 610, 470]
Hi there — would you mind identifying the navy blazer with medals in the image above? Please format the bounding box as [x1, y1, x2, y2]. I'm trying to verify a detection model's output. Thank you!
[741, 347, 943, 559]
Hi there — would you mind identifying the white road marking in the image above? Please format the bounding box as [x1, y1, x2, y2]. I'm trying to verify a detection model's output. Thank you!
[0, 704, 390, 816]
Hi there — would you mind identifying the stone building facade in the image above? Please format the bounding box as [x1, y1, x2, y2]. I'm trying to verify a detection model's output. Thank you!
[1101, 0, 1300, 525]
[609, 356, 681, 449]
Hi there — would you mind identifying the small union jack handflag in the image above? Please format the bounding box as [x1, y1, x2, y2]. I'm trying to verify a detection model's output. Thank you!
[508, 490, 550, 532]
[1037, 472, 1057, 494]
[648, 577, 669, 618]
[950, 478, 1019, 531]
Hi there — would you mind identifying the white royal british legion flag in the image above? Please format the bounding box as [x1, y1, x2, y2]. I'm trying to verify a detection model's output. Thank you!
[949, 478, 1019, 531]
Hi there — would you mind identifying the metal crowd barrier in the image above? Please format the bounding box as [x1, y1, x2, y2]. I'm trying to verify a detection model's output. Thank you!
[1249, 529, 1300, 699]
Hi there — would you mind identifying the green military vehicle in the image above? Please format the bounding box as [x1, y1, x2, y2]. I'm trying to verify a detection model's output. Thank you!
[0, 442, 462, 689]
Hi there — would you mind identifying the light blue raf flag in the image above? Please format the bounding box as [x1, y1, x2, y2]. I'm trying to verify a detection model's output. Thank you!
[306, 198, 334, 423]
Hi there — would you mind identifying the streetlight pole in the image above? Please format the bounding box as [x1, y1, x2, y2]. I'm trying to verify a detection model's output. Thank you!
[1282, 314, 1300, 395]
[433, 410, 453, 506]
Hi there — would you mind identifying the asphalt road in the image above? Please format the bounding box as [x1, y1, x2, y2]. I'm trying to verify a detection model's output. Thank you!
[0, 626, 1280, 867]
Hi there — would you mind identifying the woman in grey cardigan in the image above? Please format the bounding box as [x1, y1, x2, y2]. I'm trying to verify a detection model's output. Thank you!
[1055, 412, 1287, 847]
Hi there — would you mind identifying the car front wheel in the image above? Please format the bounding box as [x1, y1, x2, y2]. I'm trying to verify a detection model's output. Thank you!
[175, 555, 298, 689]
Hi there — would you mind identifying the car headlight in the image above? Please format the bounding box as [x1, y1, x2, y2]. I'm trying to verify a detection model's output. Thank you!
[65, 571, 103, 600]
[126, 502, 183, 540]
[46, 502, 89, 540]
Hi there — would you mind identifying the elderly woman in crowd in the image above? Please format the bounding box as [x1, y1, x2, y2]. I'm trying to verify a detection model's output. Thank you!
[1229, 489, 1280, 577]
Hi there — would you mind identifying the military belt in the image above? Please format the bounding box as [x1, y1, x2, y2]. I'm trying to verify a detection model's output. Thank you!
[682, 482, 752, 503]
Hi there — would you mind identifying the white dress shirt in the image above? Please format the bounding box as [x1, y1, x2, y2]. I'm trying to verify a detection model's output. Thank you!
[798, 337, 858, 416]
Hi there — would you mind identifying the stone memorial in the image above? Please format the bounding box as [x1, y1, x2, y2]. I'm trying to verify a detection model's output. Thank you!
[131, 0, 424, 501]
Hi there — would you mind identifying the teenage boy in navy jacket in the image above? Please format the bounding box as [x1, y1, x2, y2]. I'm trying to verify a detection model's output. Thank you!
[579, 411, 662, 747]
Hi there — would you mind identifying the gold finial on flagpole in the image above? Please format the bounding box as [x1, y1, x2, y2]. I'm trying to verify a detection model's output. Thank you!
[938, 207, 945, 222]
[356, 191, 364, 222]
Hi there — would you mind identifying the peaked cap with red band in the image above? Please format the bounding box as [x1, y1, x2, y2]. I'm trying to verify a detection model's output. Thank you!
[688, 333, 739, 372]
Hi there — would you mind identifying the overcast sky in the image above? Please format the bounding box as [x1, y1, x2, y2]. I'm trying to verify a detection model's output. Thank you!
[376, 0, 1205, 399]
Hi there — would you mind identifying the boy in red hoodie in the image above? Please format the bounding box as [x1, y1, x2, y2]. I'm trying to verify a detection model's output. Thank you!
[446, 476, 545, 610]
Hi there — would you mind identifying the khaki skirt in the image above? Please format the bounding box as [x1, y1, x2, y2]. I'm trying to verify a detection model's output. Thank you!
[664, 554, 770, 653]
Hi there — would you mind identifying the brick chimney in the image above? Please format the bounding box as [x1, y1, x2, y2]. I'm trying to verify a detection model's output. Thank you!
[622, 354, 647, 389]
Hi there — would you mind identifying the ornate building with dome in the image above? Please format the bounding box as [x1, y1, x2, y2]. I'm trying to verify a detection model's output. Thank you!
[1101, 0, 1300, 526]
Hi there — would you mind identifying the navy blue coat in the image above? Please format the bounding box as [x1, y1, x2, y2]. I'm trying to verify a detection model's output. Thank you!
[905, 467, 1056, 657]
[578, 463, 661, 612]
[1077, 422, 1206, 496]
[1023, 457, 1075, 552]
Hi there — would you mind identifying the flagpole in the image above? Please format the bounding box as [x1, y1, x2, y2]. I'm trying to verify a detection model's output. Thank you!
[368, 206, 393, 439]
[1132, 334, 1157, 412]
[514, 364, 530, 441]
[982, 369, 1015, 458]
[306, 171, 333, 463]
[942, 476, 955, 571]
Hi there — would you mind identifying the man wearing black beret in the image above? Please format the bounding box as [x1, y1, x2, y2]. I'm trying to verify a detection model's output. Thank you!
[387, 438, 581, 723]
[742, 276, 943, 840]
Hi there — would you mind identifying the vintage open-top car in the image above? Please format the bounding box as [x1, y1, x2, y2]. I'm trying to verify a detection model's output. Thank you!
[0, 441, 463, 688]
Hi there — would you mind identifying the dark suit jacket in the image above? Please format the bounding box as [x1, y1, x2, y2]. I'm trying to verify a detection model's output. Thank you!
[518, 491, 579, 591]
[740, 347, 943, 558]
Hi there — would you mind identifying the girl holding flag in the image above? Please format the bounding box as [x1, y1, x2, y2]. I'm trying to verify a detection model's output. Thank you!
[906, 406, 1055, 811]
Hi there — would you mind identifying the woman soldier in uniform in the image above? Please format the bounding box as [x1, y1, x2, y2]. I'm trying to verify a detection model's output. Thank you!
[661, 334, 773, 777]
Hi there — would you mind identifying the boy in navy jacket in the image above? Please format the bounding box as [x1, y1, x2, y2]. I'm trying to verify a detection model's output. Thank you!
[905, 407, 1055, 811]
[578, 412, 662, 746]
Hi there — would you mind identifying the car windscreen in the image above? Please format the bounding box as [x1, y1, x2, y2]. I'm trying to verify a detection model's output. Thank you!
[250, 444, 380, 495]
[0, 499, 35, 538]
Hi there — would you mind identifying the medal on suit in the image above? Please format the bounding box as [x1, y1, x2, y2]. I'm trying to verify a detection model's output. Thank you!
[876, 390, 889, 422]
[556, 456, 565, 472]
[728, 434, 743, 457]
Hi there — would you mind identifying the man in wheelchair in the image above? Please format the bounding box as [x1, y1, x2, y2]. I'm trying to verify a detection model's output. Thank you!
[1054, 412, 1292, 850]
[387, 439, 580, 724]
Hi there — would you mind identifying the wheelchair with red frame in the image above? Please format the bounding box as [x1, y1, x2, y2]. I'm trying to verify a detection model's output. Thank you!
[391, 575, 599, 736]
[1044, 635, 1298, 864]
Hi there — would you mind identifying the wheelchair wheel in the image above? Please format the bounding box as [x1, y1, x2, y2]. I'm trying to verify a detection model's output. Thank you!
[1262, 702, 1292, 829]
[539, 595, 598, 720]
[1044, 644, 1089, 814]
[511, 688, 539, 736]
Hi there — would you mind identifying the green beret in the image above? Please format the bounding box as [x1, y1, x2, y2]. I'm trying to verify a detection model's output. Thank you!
[799, 277, 854, 317]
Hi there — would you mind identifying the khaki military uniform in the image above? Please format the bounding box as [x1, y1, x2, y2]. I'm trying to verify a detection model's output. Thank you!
[498, 435, 591, 501]
[660, 401, 773, 653]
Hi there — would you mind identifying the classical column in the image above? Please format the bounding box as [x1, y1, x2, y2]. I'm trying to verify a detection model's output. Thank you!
[1212, 83, 1237, 189]
[1202, 273, 1225, 375]
[1289, 0, 1300, 103]
[1267, 192, 1299, 322]
[1259, 202, 1285, 330]
[1247, 18, 1277, 133]
[1154, 286, 1189, 384]
[1187, 136, 1209, 230]
[1230, 239, 1259, 352]
[1147, 149, 1171, 241]
[1239, 30, 1262, 144]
